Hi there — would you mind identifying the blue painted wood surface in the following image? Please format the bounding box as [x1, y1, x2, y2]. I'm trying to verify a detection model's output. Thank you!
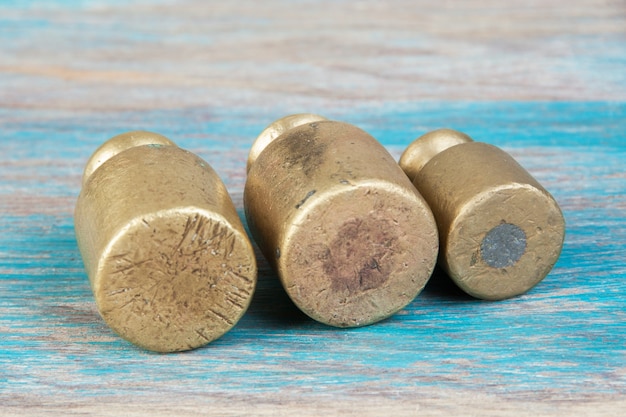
[1, 1, 625, 415]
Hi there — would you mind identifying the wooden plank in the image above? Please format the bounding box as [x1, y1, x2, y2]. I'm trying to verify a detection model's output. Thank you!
[1, 1, 625, 415]
[2, 102, 625, 415]
[1, 0, 625, 111]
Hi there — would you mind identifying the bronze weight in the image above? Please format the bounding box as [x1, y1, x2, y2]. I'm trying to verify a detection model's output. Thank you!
[400, 129, 565, 300]
[75, 131, 257, 352]
[244, 115, 439, 327]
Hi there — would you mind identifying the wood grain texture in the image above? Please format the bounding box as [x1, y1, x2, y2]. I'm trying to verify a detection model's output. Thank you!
[1, 0, 625, 111]
[1, 1, 625, 416]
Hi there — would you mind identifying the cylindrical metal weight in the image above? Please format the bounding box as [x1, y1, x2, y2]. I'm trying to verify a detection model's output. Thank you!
[399, 129, 565, 300]
[75, 131, 257, 352]
[244, 115, 439, 327]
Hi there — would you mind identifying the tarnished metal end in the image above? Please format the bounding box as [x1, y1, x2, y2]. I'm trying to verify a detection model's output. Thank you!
[400, 130, 566, 301]
[244, 120, 439, 327]
[82, 130, 176, 186]
[399, 128, 473, 182]
[76, 139, 257, 352]
[246, 113, 327, 173]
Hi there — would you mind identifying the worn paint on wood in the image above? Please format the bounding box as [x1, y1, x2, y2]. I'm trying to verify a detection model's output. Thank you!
[1, 0, 625, 415]
[2, 101, 625, 415]
[1, 0, 625, 111]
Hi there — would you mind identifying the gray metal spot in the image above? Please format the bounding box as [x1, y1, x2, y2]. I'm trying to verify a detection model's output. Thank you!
[480, 223, 527, 268]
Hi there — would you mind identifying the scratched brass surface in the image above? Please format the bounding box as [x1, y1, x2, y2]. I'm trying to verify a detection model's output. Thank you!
[245, 116, 439, 327]
[400, 129, 565, 300]
[247, 113, 328, 173]
[74, 132, 257, 352]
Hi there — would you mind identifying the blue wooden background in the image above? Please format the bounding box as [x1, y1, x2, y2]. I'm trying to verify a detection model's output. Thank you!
[1, 1, 625, 415]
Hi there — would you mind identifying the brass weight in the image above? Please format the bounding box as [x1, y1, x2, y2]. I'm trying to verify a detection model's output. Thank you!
[399, 129, 565, 300]
[75, 131, 257, 352]
[244, 115, 439, 327]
